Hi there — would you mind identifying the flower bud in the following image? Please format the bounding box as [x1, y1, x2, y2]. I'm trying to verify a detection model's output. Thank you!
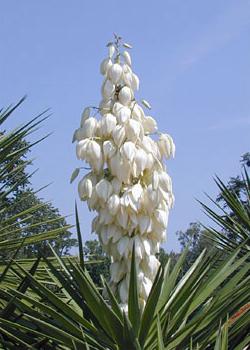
[123, 51, 132, 66]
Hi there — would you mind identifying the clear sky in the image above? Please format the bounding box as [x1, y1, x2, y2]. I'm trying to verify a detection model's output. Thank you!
[1, 0, 249, 252]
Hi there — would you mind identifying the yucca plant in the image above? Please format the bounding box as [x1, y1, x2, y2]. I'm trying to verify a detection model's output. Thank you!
[0, 98, 74, 300]
[0, 206, 249, 349]
[0, 98, 72, 253]
[200, 170, 250, 256]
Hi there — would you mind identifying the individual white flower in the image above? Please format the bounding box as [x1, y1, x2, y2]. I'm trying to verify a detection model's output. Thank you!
[111, 177, 122, 194]
[118, 86, 133, 105]
[120, 141, 136, 161]
[158, 133, 176, 159]
[117, 236, 130, 258]
[88, 140, 103, 172]
[119, 279, 128, 304]
[116, 205, 129, 229]
[112, 125, 126, 147]
[132, 148, 148, 176]
[95, 179, 113, 202]
[78, 177, 93, 200]
[152, 170, 159, 190]
[131, 73, 139, 91]
[103, 140, 116, 161]
[138, 214, 151, 234]
[108, 63, 123, 84]
[154, 209, 168, 228]
[140, 277, 152, 300]
[126, 119, 141, 142]
[143, 116, 157, 134]
[102, 79, 115, 99]
[99, 99, 112, 115]
[132, 103, 144, 121]
[81, 117, 97, 138]
[116, 106, 131, 124]
[107, 194, 120, 216]
[110, 261, 126, 283]
[80, 107, 90, 127]
[87, 187, 98, 211]
[131, 183, 143, 202]
[76, 139, 89, 160]
[100, 58, 112, 75]
[99, 113, 117, 137]
[73, 128, 85, 142]
[141, 255, 160, 280]
[108, 44, 115, 58]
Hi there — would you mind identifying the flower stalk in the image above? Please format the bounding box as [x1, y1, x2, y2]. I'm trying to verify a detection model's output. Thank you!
[74, 35, 175, 311]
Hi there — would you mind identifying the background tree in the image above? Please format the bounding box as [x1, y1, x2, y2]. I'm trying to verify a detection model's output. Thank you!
[176, 222, 215, 271]
[83, 239, 110, 286]
[217, 152, 249, 206]
[0, 101, 77, 259]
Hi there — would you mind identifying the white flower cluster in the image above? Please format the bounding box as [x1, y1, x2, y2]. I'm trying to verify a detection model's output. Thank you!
[74, 37, 175, 311]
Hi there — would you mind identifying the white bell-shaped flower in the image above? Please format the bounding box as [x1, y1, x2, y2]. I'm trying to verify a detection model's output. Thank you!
[95, 179, 113, 202]
[126, 119, 141, 142]
[81, 117, 97, 138]
[108, 63, 123, 84]
[119, 86, 133, 105]
[119, 278, 129, 304]
[116, 106, 131, 124]
[117, 236, 130, 258]
[120, 141, 136, 161]
[112, 125, 126, 147]
[100, 58, 112, 75]
[103, 140, 116, 161]
[80, 107, 90, 126]
[100, 113, 117, 137]
[132, 148, 148, 176]
[110, 260, 126, 283]
[78, 177, 93, 200]
[158, 133, 176, 159]
[107, 194, 120, 216]
[102, 79, 115, 99]
[143, 116, 157, 134]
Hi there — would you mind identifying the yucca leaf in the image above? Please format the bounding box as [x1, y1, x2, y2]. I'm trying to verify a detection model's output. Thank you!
[75, 202, 84, 269]
[157, 314, 165, 349]
[128, 243, 141, 336]
[139, 266, 163, 347]
[122, 311, 141, 350]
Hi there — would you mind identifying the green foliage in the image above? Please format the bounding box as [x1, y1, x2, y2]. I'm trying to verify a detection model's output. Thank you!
[0, 98, 77, 260]
[200, 171, 250, 255]
[177, 222, 216, 272]
[0, 241, 249, 349]
[83, 239, 110, 286]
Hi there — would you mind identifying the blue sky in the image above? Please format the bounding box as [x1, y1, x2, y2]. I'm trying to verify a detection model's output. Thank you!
[1, 0, 249, 252]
